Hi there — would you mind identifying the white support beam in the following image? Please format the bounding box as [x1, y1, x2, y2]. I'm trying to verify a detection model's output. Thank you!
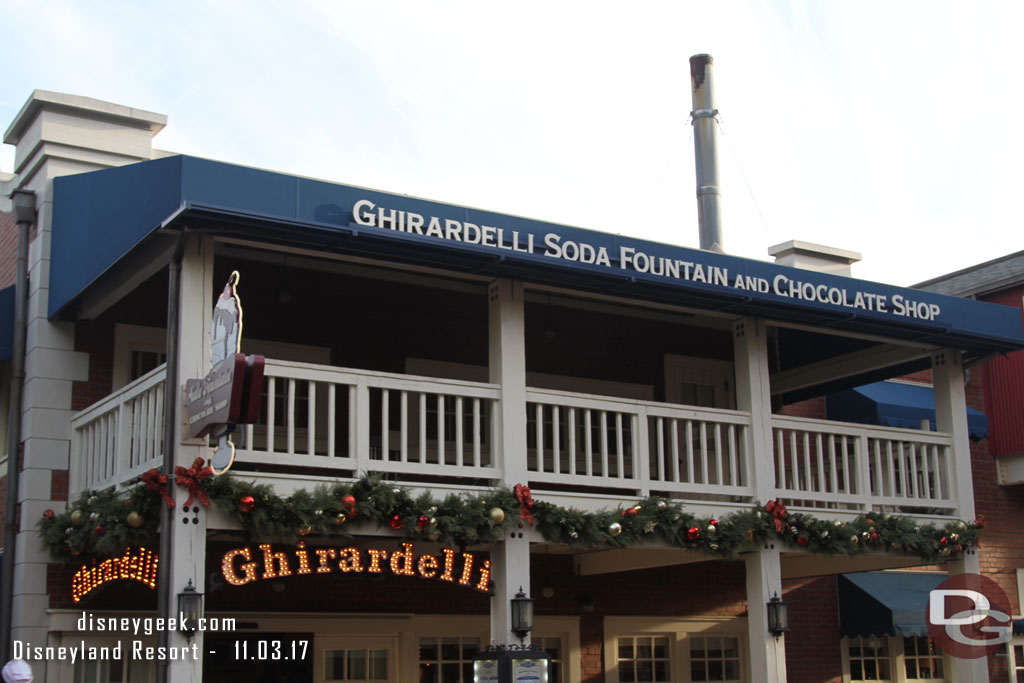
[745, 546, 787, 683]
[487, 279, 531, 646]
[771, 343, 932, 396]
[932, 349, 975, 519]
[165, 234, 214, 683]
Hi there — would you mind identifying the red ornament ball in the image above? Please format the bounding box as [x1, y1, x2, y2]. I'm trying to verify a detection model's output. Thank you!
[687, 526, 700, 541]
[42, 509, 55, 520]
[797, 534, 809, 546]
[623, 508, 639, 517]
[239, 495, 256, 512]
[390, 515, 403, 530]
[869, 532, 879, 541]
[95, 525, 105, 536]
[417, 516, 429, 530]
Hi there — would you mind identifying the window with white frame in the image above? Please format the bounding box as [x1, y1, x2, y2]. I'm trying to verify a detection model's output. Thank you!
[74, 654, 152, 682]
[418, 636, 481, 683]
[534, 635, 565, 683]
[1011, 637, 1024, 683]
[689, 635, 742, 683]
[843, 635, 948, 683]
[615, 635, 671, 683]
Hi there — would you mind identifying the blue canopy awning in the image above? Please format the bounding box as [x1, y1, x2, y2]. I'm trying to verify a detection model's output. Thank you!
[839, 572, 946, 637]
[0, 285, 14, 361]
[827, 381, 989, 440]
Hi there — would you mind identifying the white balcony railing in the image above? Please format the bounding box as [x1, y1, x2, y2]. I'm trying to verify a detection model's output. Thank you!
[771, 415, 954, 513]
[70, 365, 166, 494]
[525, 388, 752, 499]
[69, 360, 960, 518]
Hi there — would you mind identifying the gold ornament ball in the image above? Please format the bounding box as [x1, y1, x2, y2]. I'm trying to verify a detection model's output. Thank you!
[489, 507, 505, 525]
[87, 496, 98, 506]
[335, 513, 347, 525]
[126, 511, 144, 528]
[429, 517, 438, 529]
[609, 522, 623, 537]
[70, 509, 85, 527]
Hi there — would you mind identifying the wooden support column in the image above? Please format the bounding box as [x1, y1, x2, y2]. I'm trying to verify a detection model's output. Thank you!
[165, 235, 214, 682]
[934, 349, 988, 683]
[734, 318, 787, 683]
[488, 279, 531, 645]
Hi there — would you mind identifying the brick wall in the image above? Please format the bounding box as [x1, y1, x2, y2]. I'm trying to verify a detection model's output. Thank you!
[0, 211, 17, 289]
[784, 576, 843, 683]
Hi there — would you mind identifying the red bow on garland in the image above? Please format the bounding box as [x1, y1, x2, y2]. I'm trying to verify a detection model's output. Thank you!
[513, 483, 536, 526]
[175, 457, 214, 508]
[142, 468, 175, 509]
[765, 499, 788, 534]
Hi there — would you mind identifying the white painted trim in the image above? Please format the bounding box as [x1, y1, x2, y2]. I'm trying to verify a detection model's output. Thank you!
[602, 616, 748, 683]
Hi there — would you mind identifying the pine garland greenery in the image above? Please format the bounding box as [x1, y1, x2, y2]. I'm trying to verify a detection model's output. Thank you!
[37, 472, 983, 566]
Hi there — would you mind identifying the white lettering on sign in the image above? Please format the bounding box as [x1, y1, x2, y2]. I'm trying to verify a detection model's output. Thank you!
[352, 199, 942, 321]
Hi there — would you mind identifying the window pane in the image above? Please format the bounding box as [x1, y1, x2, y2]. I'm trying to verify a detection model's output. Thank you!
[462, 663, 473, 683]
[370, 650, 387, 680]
[722, 637, 739, 658]
[1015, 644, 1024, 665]
[421, 663, 438, 683]
[879, 659, 891, 679]
[348, 650, 367, 680]
[905, 660, 918, 679]
[931, 658, 943, 677]
[864, 660, 877, 680]
[653, 637, 668, 659]
[326, 651, 345, 681]
[441, 638, 460, 661]
[619, 640, 634, 659]
[709, 660, 723, 681]
[543, 638, 561, 659]
[691, 661, 707, 682]
[619, 660, 635, 683]
[724, 660, 740, 681]
[637, 638, 652, 659]
[420, 638, 439, 661]
[654, 660, 668, 682]
[637, 659, 653, 682]
[127, 659, 151, 683]
[441, 662, 460, 683]
[462, 638, 480, 659]
[850, 660, 863, 680]
[691, 638, 706, 658]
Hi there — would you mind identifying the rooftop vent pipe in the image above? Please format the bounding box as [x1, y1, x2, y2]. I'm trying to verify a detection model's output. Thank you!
[690, 54, 723, 253]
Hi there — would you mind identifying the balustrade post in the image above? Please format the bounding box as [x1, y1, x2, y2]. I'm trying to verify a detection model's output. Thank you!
[634, 410, 651, 496]
[354, 377, 370, 470]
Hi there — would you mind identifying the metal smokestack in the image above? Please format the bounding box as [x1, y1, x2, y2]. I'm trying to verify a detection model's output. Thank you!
[690, 54, 723, 253]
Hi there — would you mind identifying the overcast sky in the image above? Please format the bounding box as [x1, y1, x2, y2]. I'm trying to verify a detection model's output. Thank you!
[2, 1, 1021, 286]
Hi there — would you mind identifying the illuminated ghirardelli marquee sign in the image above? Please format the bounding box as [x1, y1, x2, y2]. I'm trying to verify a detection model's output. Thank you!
[352, 199, 947, 322]
[71, 547, 159, 603]
[221, 542, 491, 593]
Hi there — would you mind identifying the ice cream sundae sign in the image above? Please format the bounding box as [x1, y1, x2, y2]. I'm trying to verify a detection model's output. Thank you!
[184, 271, 265, 474]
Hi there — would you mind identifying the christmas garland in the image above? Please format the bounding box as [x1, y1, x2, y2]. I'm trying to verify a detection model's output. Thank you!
[38, 467, 984, 566]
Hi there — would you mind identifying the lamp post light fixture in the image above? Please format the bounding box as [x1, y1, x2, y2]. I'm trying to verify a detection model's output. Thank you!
[178, 580, 204, 639]
[766, 592, 790, 638]
[510, 587, 535, 642]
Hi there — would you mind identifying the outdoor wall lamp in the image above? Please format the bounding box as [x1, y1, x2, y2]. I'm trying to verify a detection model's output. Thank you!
[178, 579, 204, 639]
[510, 587, 534, 641]
[766, 592, 790, 638]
